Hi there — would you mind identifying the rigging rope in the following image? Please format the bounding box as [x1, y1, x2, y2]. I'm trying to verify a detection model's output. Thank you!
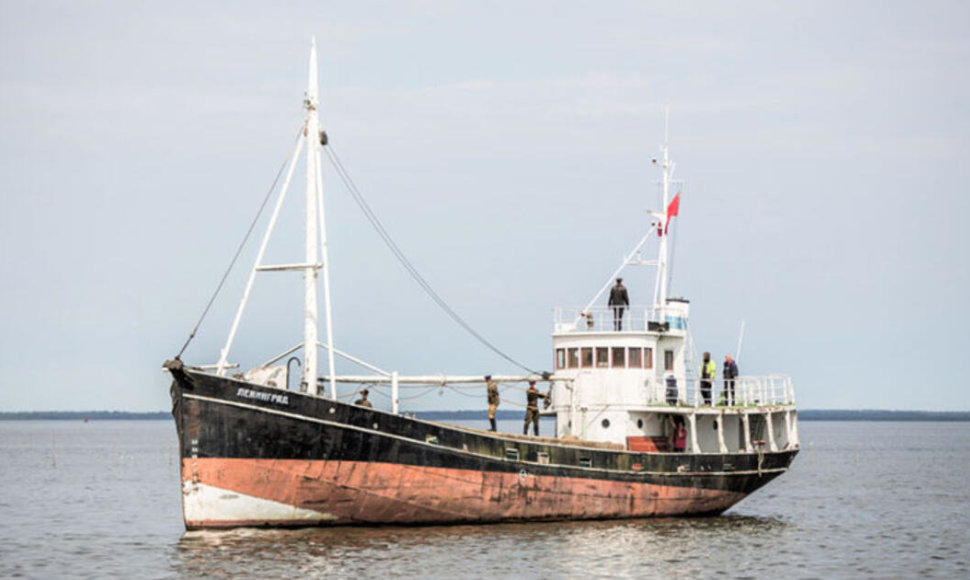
[175, 124, 306, 359]
[324, 145, 541, 376]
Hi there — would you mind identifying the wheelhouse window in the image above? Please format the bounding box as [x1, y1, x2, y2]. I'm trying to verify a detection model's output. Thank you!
[645, 347, 654, 369]
[555, 348, 565, 370]
[567, 348, 579, 369]
[612, 347, 625, 368]
[664, 349, 674, 371]
[595, 347, 609, 368]
[581, 347, 593, 368]
[628, 347, 642, 368]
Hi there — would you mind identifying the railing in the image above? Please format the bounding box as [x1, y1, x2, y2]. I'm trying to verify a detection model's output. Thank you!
[646, 375, 795, 408]
[555, 306, 683, 333]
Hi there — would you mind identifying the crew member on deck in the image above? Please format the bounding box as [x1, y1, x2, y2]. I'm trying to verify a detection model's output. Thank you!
[354, 389, 373, 408]
[723, 354, 739, 406]
[523, 380, 547, 436]
[668, 415, 687, 452]
[608, 278, 630, 331]
[486, 375, 499, 431]
[700, 352, 715, 406]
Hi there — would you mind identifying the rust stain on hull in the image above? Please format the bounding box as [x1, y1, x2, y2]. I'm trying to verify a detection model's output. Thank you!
[183, 458, 746, 528]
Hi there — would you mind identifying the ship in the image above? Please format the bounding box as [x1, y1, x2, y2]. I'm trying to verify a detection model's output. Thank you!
[165, 41, 799, 529]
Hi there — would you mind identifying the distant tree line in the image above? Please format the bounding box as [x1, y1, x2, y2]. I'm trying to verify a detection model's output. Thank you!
[0, 411, 170, 421]
[796, 409, 970, 421]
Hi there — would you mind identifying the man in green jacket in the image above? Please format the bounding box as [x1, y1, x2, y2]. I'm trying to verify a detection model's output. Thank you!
[486, 375, 499, 432]
[700, 352, 715, 406]
[523, 380, 547, 436]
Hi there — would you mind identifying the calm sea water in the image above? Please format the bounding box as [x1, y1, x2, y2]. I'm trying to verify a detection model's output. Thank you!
[1, 419, 967, 578]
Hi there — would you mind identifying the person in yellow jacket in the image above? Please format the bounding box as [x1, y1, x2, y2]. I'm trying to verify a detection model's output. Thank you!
[700, 352, 716, 406]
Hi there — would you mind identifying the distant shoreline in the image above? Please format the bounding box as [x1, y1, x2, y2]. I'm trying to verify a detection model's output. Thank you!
[1, 409, 968, 421]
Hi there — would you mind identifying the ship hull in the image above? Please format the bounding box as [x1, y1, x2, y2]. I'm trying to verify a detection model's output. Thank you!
[170, 368, 797, 529]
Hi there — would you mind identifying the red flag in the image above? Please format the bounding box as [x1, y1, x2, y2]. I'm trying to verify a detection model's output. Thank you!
[664, 193, 680, 234]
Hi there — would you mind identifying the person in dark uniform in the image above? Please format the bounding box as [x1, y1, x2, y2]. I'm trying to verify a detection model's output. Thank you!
[486, 375, 499, 431]
[668, 415, 687, 452]
[700, 352, 715, 406]
[608, 278, 630, 331]
[523, 380, 547, 436]
[354, 388, 373, 408]
[723, 354, 739, 406]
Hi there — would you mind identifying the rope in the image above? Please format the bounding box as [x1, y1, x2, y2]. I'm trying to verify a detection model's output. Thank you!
[175, 123, 306, 359]
[400, 387, 440, 401]
[324, 144, 541, 376]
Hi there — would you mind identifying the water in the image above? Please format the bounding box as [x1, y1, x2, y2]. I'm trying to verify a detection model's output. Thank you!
[1, 420, 968, 578]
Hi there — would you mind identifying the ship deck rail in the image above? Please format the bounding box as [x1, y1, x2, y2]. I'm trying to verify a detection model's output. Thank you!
[554, 305, 681, 333]
[648, 374, 795, 408]
[446, 422, 626, 450]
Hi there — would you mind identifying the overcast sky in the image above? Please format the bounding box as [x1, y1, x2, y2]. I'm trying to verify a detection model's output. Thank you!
[1, 1, 967, 412]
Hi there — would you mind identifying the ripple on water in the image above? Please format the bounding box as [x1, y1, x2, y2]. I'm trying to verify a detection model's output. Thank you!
[2, 421, 969, 578]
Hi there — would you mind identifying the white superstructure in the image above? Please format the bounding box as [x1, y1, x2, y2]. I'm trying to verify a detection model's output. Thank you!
[546, 129, 798, 454]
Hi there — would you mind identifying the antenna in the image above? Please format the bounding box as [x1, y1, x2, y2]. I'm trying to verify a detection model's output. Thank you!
[664, 104, 669, 145]
[735, 319, 746, 363]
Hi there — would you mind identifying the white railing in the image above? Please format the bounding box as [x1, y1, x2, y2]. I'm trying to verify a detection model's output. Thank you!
[645, 374, 795, 408]
[555, 306, 681, 333]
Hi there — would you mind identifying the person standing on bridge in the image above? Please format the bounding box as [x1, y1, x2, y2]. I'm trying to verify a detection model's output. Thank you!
[700, 352, 716, 406]
[523, 380, 547, 436]
[485, 375, 499, 432]
[608, 278, 630, 331]
[723, 354, 739, 406]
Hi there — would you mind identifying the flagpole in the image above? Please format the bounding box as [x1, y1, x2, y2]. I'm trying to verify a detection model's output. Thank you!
[654, 106, 671, 318]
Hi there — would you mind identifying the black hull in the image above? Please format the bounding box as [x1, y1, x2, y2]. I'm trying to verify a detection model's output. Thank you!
[170, 367, 797, 528]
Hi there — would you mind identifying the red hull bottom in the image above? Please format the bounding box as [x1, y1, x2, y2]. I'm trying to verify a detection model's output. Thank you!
[181, 459, 746, 528]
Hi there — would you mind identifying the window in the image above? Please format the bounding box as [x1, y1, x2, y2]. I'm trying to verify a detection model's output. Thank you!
[664, 349, 674, 371]
[645, 347, 654, 369]
[581, 347, 593, 368]
[555, 348, 565, 370]
[628, 347, 642, 368]
[612, 347, 625, 368]
[567, 348, 579, 369]
[596, 347, 609, 368]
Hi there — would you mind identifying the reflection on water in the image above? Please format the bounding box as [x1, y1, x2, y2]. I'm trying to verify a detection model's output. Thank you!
[173, 516, 791, 578]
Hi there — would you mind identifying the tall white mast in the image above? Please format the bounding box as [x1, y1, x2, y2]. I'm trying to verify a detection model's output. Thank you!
[212, 40, 337, 394]
[303, 39, 337, 397]
[653, 107, 672, 318]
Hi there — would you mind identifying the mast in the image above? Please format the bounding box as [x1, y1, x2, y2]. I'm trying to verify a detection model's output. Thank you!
[578, 108, 680, 321]
[302, 38, 337, 397]
[212, 41, 337, 393]
[653, 107, 672, 319]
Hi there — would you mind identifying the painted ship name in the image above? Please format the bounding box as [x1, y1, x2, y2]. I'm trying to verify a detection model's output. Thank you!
[236, 387, 289, 406]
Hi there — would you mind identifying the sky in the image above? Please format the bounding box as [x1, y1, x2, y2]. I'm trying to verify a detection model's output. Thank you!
[1, 1, 967, 412]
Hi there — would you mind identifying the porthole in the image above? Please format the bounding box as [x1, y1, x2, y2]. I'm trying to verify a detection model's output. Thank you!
[329, 407, 336, 414]
[601, 418, 610, 429]
[637, 418, 644, 429]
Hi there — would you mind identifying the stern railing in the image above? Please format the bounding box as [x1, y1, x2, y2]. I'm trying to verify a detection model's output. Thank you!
[649, 374, 795, 408]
